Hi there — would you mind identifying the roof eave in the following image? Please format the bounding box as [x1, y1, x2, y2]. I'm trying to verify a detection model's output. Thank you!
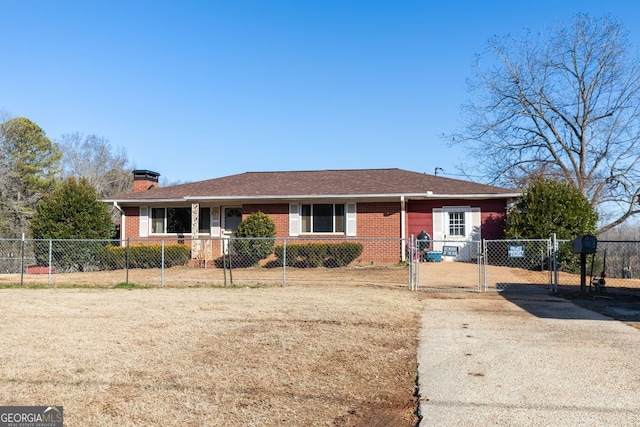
[103, 198, 186, 204]
[184, 193, 431, 201]
[426, 192, 521, 199]
[104, 193, 430, 204]
[104, 192, 520, 204]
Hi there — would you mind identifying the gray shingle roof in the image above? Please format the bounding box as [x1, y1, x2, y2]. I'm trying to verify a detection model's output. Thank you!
[106, 168, 518, 202]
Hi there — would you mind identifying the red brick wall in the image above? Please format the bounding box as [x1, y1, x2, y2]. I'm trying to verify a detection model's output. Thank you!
[123, 206, 140, 239]
[241, 204, 289, 236]
[244, 202, 403, 264]
[133, 180, 156, 192]
[132, 171, 159, 192]
[356, 202, 401, 238]
[353, 202, 402, 263]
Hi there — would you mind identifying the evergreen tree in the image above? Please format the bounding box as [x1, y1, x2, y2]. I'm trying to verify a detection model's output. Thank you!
[30, 177, 114, 270]
[0, 117, 61, 237]
[505, 178, 598, 239]
[505, 178, 598, 273]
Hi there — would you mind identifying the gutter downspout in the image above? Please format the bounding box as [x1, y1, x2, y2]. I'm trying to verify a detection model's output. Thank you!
[113, 202, 125, 246]
[401, 196, 406, 262]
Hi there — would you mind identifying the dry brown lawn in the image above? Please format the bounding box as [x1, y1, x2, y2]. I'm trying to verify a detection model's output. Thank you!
[0, 265, 411, 288]
[0, 284, 424, 426]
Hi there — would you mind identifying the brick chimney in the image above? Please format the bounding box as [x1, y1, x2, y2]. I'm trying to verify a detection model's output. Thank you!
[132, 170, 160, 192]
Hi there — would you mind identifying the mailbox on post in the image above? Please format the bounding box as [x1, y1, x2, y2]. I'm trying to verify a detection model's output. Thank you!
[572, 235, 598, 293]
[572, 235, 598, 254]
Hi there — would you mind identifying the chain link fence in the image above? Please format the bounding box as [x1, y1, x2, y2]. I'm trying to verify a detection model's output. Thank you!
[0, 237, 410, 288]
[411, 237, 640, 294]
[556, 240, 640, 294]
[0, 239, 36, 274]
[4, 236, 640, 293]
[482, 239, 554, 292]
[409, 237, 482, 292]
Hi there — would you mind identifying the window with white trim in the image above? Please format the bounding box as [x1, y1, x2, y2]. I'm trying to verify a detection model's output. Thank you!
[150, 207, 210, 234]
[301, 204, 345, 233]
[448, 211, 466, 236]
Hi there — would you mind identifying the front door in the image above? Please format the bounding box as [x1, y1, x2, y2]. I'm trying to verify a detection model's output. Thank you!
[222, 207, 242, 254]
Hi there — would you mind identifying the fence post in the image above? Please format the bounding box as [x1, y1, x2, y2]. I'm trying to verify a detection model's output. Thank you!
[48, 239, 53, 285]
[409, 234, 414, 291]
[161, 240, 165, 287]
[125, 238, 130, 285]
[20, 234, 25, 286]
[222, 243, 227, 287]
[282, 238, 287, 287]
[476, 240, 482, 292]
[228, 237, 233, 285]
[482, 239, 488, 292]
[552, 233, 559, 293]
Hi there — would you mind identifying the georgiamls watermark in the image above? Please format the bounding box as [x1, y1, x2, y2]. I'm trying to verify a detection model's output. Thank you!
[0, 406, 63, 427]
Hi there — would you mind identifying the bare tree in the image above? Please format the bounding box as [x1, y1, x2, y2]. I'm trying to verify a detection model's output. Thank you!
[453, 14, 640, 233]
[58, 132, 133, 198]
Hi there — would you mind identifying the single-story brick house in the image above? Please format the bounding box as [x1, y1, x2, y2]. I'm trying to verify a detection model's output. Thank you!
[104, 169, 519, 264]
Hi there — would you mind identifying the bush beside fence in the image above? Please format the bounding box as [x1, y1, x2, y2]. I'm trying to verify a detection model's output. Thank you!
[274, 242, 363, 268]
[97, 244, 191, 270]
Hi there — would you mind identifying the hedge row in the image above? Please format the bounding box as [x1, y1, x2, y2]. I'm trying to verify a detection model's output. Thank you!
[274, 242, 363, 268]
[97, 243, 191, 270]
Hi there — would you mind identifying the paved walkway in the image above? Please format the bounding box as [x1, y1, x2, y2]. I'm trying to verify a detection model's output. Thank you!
[417, 292, 640, 426]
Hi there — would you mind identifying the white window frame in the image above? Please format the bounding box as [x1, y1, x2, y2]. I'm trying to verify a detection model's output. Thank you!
[447, 210, 466, 237]
[143, 206, 211, 235]
[433, 206, 481, 242]
[149, 207, 192, 235]
[289, 202, 356, 236]
[301, 203, 345, 234]
[442, 207, 471, 241]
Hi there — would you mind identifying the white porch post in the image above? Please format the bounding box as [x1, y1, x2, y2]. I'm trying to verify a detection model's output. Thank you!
[113, 202, 126, 246]
[191, 202, 200, 259]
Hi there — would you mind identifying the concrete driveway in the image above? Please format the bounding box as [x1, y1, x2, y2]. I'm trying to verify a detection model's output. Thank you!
[417, 292, 640, 426]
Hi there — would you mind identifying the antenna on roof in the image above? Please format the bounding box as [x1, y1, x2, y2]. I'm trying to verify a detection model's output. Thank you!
[434, 167, 444, 176]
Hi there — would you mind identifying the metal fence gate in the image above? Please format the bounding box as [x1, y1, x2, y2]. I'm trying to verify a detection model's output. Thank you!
[482, 239, 554, 292]
[409, 237, 483, 292]
[411, 237, 556, 293]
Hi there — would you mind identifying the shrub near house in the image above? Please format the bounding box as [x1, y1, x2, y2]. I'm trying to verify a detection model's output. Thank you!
[97, 244, 190, 270]
[275, 242, 363, 268]
[232, 211, 276, 265]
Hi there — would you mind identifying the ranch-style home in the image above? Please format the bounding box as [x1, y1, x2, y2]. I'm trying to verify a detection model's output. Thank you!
[104, 169, 520, 264]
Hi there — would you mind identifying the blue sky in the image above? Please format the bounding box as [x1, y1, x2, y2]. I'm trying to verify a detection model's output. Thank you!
[3, 1, 640, 184]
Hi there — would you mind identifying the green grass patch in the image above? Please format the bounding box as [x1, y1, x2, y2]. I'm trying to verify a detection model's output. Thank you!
[0, 284, 50, 289]
[113, 282, 152, 289]
[0, 283, 151, 290]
